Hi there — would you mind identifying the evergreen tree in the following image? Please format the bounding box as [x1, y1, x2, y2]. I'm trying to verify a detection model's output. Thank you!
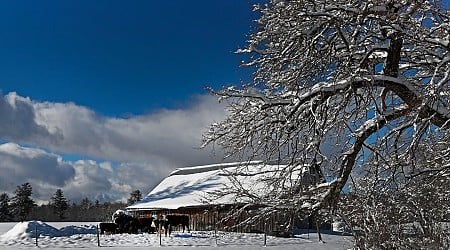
[80, 197, 91, 210]
[51, 189, 68, 220]
[11, 183, 35, 222]
[94, 199, 100, 208]
[127, 189, 142, 205]
[0, 193, 12, 222]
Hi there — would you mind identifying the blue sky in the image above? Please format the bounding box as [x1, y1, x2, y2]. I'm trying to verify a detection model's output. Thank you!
[0, 0, 257, 116]
[0, 0, 259, 203]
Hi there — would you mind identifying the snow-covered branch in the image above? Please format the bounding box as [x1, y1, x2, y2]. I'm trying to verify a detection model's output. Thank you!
[204, 1, 450, 246]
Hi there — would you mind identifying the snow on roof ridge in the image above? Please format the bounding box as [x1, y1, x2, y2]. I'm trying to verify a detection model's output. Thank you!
[169, 161, 262, 176]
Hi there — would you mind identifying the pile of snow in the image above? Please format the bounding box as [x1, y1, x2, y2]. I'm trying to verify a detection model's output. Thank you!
[0, 221, 60, 240]
[0, 221, 96, 241]
[59, 224, 97, 236]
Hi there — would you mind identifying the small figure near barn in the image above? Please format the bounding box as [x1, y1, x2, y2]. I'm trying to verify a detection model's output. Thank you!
[153, 214, 170, 236]
[150, 214, 190, 236]
[98, 222, 118, 234]
[166, 214, 189, 233]
[107, 209, 155, 234]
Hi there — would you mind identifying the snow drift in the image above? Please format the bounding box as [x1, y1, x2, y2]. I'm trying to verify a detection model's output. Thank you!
[0, 221, 96, 241]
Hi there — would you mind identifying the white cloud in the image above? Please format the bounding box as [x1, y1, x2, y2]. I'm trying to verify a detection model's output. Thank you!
[0, 92, 53, 143]
[0, 143, 170, 203]
[0, 143, 75, 188]
[31, 93, 226, 165]
[0, 92, 227, 202]
[0, 143, 74, 202]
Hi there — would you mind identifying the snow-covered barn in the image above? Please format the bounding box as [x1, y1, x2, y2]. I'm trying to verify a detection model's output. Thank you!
[126, 161, 325, 233]
[127, 162, 244, 211]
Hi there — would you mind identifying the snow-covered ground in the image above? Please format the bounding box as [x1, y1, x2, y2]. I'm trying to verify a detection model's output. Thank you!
[0, 221, 353, 249]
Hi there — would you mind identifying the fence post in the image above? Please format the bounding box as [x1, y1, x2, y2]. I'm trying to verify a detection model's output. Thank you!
[159, 224, 162, 246]
[215, 227, 218, 246]
[215, 209, 218, 246]
[96, 225, 100, 247]
[35, 223, 38, 247]
[264, 222, 267, 247]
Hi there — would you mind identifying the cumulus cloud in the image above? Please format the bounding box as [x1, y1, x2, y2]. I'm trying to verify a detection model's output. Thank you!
[62, 160, 166, 203]
[0, 92, 228, 202]
[0, 93, 53, 142]
[0, 92, 226, 164]
[0, 142, 170, 203]
[0, 143, 75, 189]
[0, 143, 75, 202]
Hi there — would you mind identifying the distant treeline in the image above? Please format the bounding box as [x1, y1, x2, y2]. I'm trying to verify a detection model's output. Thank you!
[29, 199, 127, 222]
[0, 183, 143, 222]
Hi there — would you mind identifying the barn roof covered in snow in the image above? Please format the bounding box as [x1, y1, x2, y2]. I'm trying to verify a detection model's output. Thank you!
[126, 161, 288, 211]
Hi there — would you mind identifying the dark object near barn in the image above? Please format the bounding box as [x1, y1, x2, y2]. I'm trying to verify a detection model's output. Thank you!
[99, 222, 118, 234]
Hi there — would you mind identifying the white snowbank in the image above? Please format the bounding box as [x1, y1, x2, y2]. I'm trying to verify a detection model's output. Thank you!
[0, 221, 96, 241]
[59, 224, 97, 236]
[0, 221, 61, 240]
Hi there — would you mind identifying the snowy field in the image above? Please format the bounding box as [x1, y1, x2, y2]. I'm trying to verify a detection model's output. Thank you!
[0, 221, 353, 250]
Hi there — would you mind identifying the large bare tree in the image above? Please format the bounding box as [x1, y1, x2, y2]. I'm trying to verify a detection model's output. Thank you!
[204, 0, 450, 247]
